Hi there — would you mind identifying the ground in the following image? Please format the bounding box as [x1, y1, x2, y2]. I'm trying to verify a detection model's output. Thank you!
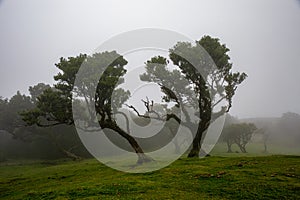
[0, 155, 299, 199]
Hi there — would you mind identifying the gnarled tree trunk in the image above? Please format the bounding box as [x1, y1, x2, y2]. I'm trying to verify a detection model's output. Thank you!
[103, 122, 153, 165]
[227, 141, 233, 153]
[188, 120, 210, 157]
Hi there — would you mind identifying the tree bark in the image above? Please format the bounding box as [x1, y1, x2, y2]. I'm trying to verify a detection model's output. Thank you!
[263, 134, 269, 153]
[103, 122, 153, 164]
[237, 143, 247, 153]
[188, 81, 212, 158]
[263, 141, 268, 153]
[227, 141, 232, 153]
[188, 130, 201, 157]
[188, 120, 209, 157]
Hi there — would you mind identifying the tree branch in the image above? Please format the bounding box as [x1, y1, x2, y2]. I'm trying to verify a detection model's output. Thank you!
[36, 122, 67, 127]
[115, 111, 130, 134]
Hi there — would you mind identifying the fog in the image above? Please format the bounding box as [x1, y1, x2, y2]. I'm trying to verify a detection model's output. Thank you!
[0, 0, 300, 119]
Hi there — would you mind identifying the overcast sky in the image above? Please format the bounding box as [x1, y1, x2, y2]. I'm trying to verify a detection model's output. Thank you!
[0, 0, 300, 118]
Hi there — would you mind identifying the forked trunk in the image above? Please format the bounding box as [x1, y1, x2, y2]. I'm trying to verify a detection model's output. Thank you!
[237, 143, 247, 153]
[227, 141, 233, 153]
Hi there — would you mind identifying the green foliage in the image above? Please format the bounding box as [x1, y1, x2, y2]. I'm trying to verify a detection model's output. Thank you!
[29, 83, 51, 103]
[141, 36, 247, 157]
[0, 91, 33, 133]
[22, 51, 130, 127]
[54, 54, 87, 95]
[141, 56, 193, 106]
[19, 36, 248, 159]
[20, 51, 152, 162]
[92, 52, 129, 119]
[0, 97, 8, 128]
[22, 54, 88, 127]
[22, 88, 73, 127]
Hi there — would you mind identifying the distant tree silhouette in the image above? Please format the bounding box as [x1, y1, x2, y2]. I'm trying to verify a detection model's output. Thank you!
[222, 123, 257, 153]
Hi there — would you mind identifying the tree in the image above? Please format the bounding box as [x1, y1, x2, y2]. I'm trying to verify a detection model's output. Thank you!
[223, 114, 239, 127]
[0, 91, 33, 135]
[21, 52, 152, 164]
[0, 97, 9, 162]
[222, 123, 257, 153]
[29, 83, 51, 104]
[22, 36, 247, 161]
[261, 129, 269, 153]
[0, 85, 86, 160]
[0, 97, 8, 130]
[0, 92, 42, 160]
[276, 112, 300, 146]
[128, 102, 186, 154]
[140, 36, 247, 157]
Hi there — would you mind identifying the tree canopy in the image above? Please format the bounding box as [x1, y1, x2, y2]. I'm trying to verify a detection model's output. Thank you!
[140, 35, 247, 157]
[21, 35, 247, 162]
[22, 52, 152, 164]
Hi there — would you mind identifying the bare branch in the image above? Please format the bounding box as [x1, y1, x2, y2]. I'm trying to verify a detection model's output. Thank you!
[36, 122, 67, 127]
[125, 104, 144, 117]
[125, 104, 161, 120]
[212, 95, 226, 108]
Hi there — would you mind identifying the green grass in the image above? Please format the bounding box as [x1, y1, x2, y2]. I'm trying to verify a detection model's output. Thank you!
[210, 142, 300, 157]
[0, 155, 299, 199]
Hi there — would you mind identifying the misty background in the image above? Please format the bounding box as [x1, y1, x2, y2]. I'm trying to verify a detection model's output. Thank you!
[0, 0, 300, 119]
[0, 0, 300, 162]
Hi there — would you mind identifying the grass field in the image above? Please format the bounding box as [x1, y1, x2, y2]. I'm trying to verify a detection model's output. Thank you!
[0, 154, 299, 199]
[210, 142, 300, 157]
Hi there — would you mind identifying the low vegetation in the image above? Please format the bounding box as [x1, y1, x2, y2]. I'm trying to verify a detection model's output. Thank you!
[0, 155, 299, 199]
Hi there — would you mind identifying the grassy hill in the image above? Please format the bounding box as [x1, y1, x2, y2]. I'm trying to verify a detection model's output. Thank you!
[0, 155, 299, 199]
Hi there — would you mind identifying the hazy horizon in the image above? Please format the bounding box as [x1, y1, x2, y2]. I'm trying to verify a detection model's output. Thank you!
[1, 0, 300, 119]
